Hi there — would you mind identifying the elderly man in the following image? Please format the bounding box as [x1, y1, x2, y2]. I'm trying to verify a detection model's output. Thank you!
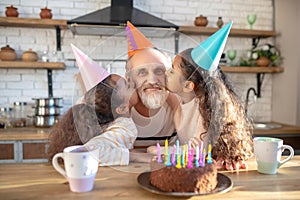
[126, 47, 179, 148]
[125, 22, 179, 149]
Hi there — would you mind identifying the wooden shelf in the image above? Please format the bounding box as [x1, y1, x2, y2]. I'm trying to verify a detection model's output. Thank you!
[0, 17, 67, 29]
[221, 66, 284, 73]
[178, 26, 276, 38]
[0, 61, 65, 69]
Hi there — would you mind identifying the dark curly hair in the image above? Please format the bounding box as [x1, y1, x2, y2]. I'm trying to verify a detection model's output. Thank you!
[47, 74, 125, 161]
[176, 48, 253, 162]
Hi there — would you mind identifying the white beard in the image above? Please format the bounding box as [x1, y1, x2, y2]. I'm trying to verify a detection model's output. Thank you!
[139, 89, 168, 109]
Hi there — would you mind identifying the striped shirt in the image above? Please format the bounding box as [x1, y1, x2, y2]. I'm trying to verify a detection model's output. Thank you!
[84, 117, 137, 166]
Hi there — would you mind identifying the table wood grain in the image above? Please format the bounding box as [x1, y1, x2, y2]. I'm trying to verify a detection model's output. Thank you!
[0, 156, 299, 200]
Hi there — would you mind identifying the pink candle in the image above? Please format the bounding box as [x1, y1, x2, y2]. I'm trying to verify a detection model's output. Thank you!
[200, 149, 206, 167]
[171, 145, 176, 166]
[156, 143, 162, 163]
[185, 144, 188, 166]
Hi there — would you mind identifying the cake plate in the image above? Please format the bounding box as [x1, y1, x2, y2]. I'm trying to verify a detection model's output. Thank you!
[137, 172, 233, 197]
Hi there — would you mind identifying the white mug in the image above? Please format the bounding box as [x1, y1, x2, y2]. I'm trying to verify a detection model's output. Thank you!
[254, 137, 294, 174]
[52, 145, 99, 192]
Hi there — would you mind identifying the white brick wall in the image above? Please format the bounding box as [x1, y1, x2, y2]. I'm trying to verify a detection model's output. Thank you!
[0, 0, 274, 121]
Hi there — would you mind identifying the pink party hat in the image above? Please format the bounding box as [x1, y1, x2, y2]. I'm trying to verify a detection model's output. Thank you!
[126, 21, 154, 58]
[71, 44, 110, 91]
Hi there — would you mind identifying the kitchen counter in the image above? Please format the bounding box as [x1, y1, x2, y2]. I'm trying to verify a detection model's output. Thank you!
[0, 126, 50, 141]
[0, 156, 299, 200]
[254, 122, 300, 136]
[253, 122, 300, 154]
[1, 122, 300, 140]
[0, 122, 299, 163]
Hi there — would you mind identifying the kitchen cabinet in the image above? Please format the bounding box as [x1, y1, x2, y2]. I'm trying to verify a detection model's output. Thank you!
[0, 127, 49, 163]
[0, 16, 67, 97]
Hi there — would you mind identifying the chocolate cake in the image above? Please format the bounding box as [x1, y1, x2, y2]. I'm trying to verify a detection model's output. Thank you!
[149, 157, 218, 193]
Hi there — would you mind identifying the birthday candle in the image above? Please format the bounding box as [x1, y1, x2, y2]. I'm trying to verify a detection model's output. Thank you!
[164, 139, 168, 165]
[195, 145, 199, 167]
[207, 144, 213, 164]
[176, 153, 182, 168]
[199, 141, 203, 156]
[187, 153, 193, 168]
[171, 145, 176, 166]
[176, 140, 180, 164]
[164, 139, 168, 155]
[166, 149, 171, 166]
[185, 144, 188, 167]
[156, 143, 162, 163]
[181, 145, 185, 167]
[200, 149, 206, 167]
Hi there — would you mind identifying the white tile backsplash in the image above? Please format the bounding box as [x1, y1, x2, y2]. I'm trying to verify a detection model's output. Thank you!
[0, 0, 274, 121]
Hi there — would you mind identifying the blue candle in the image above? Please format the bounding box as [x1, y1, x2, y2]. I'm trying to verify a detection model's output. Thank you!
[166, 148, 171, 166]
[195, 145, 199, 167]
[176, 140, 180, 164]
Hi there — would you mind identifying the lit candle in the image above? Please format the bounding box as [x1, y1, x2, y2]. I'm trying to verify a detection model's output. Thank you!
[207, 144, 213, 164]
[195, 145, 199, 167]
[156, 143, 162, 163]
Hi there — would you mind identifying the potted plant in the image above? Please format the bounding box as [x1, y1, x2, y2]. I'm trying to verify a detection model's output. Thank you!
[250, 43, 282, 67]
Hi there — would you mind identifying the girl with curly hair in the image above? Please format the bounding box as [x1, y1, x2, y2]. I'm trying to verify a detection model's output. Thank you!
[164, 22, 253, 170]
[166, 48, 253, 170]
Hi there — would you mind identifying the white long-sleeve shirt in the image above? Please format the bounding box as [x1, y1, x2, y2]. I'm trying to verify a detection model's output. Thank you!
[176, 98, 206, 144]
[84, 117, 137, 166]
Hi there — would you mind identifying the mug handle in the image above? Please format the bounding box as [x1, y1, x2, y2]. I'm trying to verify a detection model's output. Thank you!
[278, 145, 294, 167]
[52, 152, 67, 177]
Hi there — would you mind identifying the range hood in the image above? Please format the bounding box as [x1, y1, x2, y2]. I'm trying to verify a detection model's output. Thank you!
[67, 0, 178, 37]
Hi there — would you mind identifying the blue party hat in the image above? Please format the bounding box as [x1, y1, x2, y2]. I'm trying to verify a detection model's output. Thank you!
[191, 21, 232, 71]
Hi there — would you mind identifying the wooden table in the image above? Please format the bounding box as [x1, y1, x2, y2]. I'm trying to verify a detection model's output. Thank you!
[0, 156, 299, 200]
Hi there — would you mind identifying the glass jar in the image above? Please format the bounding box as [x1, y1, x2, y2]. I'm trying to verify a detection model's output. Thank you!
[41, 50, 49, 62]
[0, 107, 13, 128]
[12, 102, 27, 127]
